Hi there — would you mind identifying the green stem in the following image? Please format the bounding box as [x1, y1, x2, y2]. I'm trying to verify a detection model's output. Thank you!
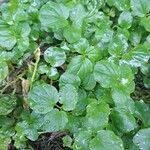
[30, 47, 41, 89]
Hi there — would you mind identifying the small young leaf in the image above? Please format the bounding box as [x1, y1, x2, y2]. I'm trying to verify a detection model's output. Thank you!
[118, 12, 133, 29]
[44, 47, 66, 67]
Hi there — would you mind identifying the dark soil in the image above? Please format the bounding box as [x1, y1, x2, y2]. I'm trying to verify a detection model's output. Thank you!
[28, 132, 72, 150]
[131, 71, 150, 103]
[8, 131, 72, 150]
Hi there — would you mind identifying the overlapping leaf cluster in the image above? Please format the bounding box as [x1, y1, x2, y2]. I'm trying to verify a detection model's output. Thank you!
[0, 0, 150, 149]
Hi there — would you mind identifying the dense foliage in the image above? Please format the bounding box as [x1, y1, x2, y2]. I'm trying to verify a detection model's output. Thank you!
[0, 0, 150, 149]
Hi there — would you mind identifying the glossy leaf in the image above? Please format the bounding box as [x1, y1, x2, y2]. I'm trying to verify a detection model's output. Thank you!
[39, 1, 69, 30]
[0, 96, 16, 115]
[28, 83, 59, 114]
[111, 108, 138, 133]
[44, 47, 66, 67]
[63, 24, 81, 43]
[68, 55, 93, 80]
[42, 109, 68, 132]
[59, 84, 78, 111]
[133, 128, 150, 150]
[59, 72, 81, 89]
[118, 12, 133, 29]
[84, 101, 110, 131]
[121, 46, 150, 67]
[89, 130, 124, 150]
[0, 20, 16, 50]
[131, 0, 150, 17]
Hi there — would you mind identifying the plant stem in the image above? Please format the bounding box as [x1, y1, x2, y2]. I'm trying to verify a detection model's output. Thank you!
[30, 47, 41, 89]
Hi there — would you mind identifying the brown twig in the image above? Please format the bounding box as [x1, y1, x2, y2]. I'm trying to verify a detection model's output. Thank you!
[9, 44, 49, 82]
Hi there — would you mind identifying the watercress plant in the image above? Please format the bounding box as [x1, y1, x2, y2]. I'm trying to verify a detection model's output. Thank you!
[0, 0, 150, 149]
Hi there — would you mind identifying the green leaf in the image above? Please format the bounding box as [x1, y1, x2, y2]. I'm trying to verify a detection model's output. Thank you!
[133, 128, 150, 150]
[82, 73, 96, 90]
[16, 111, 44, 141]
[121, 46, 150, 67]
[143, 76, 150, 89]
[86, 46, 102, 62]
[89, 130, 124, 150]
[112, 89, 135, 112]
[0, 135, 11, 150]
[59, 72, 81, 89]
[70, 4, 86, 26]
[15, 121, 39, 141]
[42, 109, 68, 132]
[46, 67, 59, 80]
[140, 63, 150, 75]
[141, 17, 150, 32]
[0, 20, 16, 50]
[84, 101, 110, 131]
[94, 85, 113, 105]
[67, 55, 93, 80]
[13, 8, 28, 22]
[0, 96, 16, 115]
[108, 33, 128, 56]
[65, 115, 82, 134]
[72, 38, 89, 54]
[94, 61, 134, 90]
[130, 0, 150, 17]
[44, 47, 66, 67]
[94, 61, 118, 88]
[111, 108, 138, 133]
[73, 130, 92, 150]
[59, 84, 78, 111]
[28, 83, 59, 114]
[63, 135, 73, 149]
[129, 31, 141, 46]
[73, 88, 87, 116]
[134, 100, 150, 127]
[0, 51, 14, 62]
[63, 24, 81, 43]
[118, 12, 133, 29]
[39, 1, 69, 30]
[0, 62, 8, 84]
[107, 0, 130, 11]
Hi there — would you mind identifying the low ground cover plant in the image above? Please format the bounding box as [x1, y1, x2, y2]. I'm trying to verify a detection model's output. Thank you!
[0, 0, 150, 149]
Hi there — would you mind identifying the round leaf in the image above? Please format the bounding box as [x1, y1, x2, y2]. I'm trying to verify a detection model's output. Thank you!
[28, 83, 59, 114]
[39, 1, 69, 30]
